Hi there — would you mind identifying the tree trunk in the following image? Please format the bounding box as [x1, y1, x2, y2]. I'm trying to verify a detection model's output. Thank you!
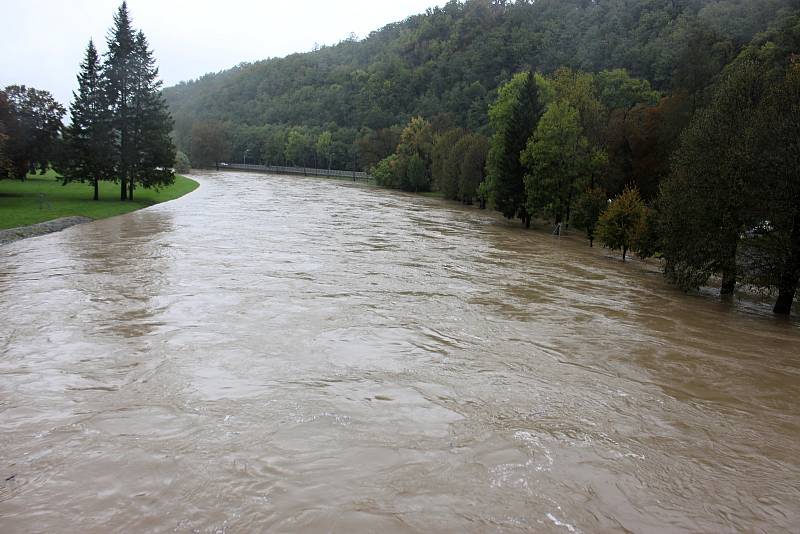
[120, 176, 127, 201]
[774, 221, 800, 315]
[565, 193, 572, 230]
[720, 238, 739, 295]
[773, 281, 797, 315]
[622, 247, 627, 262]
[128, 177, 134, 201]
[720, 268, 737, 296]
[93, 178, 99, 201]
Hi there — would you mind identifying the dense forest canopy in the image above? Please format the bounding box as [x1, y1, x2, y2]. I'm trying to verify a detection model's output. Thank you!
[160, 0, 800, 314]
[163, 0, 798, 168]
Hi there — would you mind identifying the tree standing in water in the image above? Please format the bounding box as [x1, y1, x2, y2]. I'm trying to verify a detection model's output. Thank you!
[485, 71, 544, 228]
[597, 186, 647, 262]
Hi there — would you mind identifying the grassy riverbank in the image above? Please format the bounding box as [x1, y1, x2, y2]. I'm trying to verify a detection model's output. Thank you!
[0, 170, 199, 230]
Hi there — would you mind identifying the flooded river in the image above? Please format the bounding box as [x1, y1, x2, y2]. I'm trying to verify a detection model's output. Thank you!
[1, 171, 799, 532]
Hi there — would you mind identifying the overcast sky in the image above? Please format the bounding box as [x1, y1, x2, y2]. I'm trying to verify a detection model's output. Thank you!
[1, 0, 446, 107]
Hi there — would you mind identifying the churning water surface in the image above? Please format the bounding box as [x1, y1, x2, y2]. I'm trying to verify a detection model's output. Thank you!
[1, 172, 798, 532]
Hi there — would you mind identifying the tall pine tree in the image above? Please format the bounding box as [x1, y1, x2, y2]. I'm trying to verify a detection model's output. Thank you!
[129, 31, 175, 199]
[485, 71, 544, 227]
[60, 40, 113, 200]
[104, 2, 136, 200]
[104, 2, 175, 201]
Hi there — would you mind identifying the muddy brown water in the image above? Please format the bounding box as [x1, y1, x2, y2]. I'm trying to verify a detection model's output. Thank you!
[1, 171, 799, 533]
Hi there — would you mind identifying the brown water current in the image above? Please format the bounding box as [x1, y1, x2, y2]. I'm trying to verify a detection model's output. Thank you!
[1, 171, 799, 533]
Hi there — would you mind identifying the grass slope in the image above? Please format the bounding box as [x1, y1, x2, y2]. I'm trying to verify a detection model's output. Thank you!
[0, 170, 199, 230]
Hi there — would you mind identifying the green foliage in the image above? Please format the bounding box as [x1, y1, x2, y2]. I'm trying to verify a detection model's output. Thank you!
[174, 150, 191, 173]
[573, 187, 608, 247]
[357, 126, 402, 171]
[316, 131, 333, 169]
[101, 2, 176, 199]
[430, 128, 488, 203]
[405, 153, 427, 193]
[597, 186, 648, 261]
[432, 128, 466, 199]
[486, 71, 544, 225]
[635, 206, 660, 260]
[595, 69, 661, 111]
[164, 0, 793, 148]
[58, 40, 114, 200]
[521, 101, 588, 225]
[398, 117, 434, 160]
[285, 127, 312, 166]
[371, 154, 401, 188]
[190, 121, 230, 167]
[2, 85, 65, 180]
[659, 55, 772, 292]
[550, 67, 606, 144]
[372, 117, 434, 192]
[456, 133, 489, 205]
[744, 50, 800, 314]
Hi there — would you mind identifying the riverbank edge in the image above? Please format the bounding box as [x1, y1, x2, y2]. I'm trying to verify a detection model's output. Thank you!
[0, 216, 94, 246]
[0, 176, 200, 246]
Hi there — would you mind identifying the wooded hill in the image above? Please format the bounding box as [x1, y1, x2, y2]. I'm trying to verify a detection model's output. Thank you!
[163, 0, 797, 169]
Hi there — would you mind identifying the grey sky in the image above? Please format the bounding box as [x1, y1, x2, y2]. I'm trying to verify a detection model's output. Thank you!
[1, 0, 446, 107]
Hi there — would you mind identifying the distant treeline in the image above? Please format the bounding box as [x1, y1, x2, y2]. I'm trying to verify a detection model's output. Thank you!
[164, 0, 796, 170]
[162, 0, 799, 314]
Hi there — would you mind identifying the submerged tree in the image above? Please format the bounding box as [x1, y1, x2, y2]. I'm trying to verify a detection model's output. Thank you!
[747, 60, 800, 315]
[431, 127, 466, 200]
[486, 71, 545, 227]
[659, 58, 769, 294]
[573, 186, 608, 247]
[597, 186, 647, 262]
[457, 133, 489, 206]
[521, 101, 588, 229]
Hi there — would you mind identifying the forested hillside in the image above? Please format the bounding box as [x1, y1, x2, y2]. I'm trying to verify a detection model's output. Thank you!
[164, 0, 797, 169]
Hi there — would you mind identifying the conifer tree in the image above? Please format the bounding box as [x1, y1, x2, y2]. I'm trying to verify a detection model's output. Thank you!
[60, 40, 113, 200]
[486, 71, 544, 227]
[128, 30, 175, 199]
[104, 2, 136, 200]
[103, 3, 175, 200]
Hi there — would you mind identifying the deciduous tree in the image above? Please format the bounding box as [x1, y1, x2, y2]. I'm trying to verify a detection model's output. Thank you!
[2, 85, 65, 180]
[597, 186, 647, 262]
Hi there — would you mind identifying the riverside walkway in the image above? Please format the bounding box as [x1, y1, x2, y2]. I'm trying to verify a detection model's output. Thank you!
[218, 162, 372, 182]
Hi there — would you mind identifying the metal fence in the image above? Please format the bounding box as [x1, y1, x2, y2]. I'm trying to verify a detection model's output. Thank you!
[218, 163, 372, 182]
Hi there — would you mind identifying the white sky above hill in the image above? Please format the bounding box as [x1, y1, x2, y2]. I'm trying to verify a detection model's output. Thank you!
[0, 0, 447, 107]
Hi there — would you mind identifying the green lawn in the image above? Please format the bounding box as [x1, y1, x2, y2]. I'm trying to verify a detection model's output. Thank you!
[0, 170, 199, 230]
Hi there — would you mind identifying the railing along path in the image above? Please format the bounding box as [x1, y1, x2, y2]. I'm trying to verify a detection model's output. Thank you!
[219, 163, 372, 182]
